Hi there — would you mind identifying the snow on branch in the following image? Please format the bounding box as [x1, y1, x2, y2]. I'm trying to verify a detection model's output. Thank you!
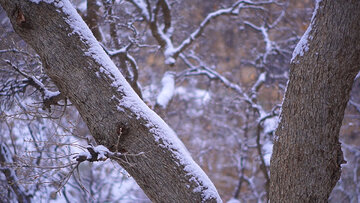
[291, 0, 322, 63]
[156, 71, 175, 109]
[127, 0, 274, 65]
[3, 60, 64, 110]
[0, 48, 37, 57]
[158, 0, 172, 33]
[74, 145, 110, 162]
[74, 145, 145, 167]
[169, 1, 272, 64]
[179, 54, 266, 116]
[172, 1, 260, 58]
[243, 21, 276, 64]
[126, 0, 151, 21]
[0, 143, 32, 203]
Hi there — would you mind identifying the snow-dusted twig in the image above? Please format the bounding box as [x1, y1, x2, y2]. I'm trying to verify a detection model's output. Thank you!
[179, 54, 266, 116]
[0, 143, 32, 203]
[3, 60, 65, 111]
[74, 145, 145, 165]
[171, 1, 271, 60]
[179, 53, 281, 201]
[127, 0, 274, 65]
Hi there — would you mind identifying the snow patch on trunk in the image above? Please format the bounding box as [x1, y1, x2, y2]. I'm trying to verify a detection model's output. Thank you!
[291, 0, 322, 63]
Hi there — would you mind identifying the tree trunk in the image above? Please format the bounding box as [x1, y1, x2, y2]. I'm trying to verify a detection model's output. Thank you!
[0, 1, 221, 202]
[270, 0, 360, 202]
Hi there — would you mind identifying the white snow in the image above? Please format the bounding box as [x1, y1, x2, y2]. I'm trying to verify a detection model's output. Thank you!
[159, 28, 176, 65]
[50, 1, 221, 200]
[77, 1, 87, 13]
[78, 151, 92, 159]
[262, 142, 273, 166]
[252, 72, 266, 93]
[133, 0, 150, 20]
[93, 145, 110, 159]
[261, 26, 272, 62]
[175, 86, 211, 106]
[263, 117, 278, 134]
[44, 90, 61, 100]
[291, 0, 322, 63]
[227, 198, 241, 203]
[156, 72, 175, 108]
[274, 79, 290, 141]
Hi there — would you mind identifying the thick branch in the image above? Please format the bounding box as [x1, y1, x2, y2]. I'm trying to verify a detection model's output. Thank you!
[0, 1, 221, 202]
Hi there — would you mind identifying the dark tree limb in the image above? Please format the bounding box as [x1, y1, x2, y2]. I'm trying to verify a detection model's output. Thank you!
[0, 1, 221, 202]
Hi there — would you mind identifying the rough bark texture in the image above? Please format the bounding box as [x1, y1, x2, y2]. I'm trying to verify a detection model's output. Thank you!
[0, 1, 221, 202]
[270, 0, 360, 202]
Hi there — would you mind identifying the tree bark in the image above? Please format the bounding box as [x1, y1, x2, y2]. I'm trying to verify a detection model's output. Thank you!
[0, 1, 221, 202]
[270, 0, 360, 202]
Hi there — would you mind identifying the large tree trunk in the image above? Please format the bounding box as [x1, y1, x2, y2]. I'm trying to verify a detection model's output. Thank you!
[0, 0, 221, 202]
[270, 0, 360, 202]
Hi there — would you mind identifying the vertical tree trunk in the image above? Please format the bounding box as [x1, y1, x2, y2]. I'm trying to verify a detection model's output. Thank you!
[0, 1, 221, 202]
[270, 0, 360, 202]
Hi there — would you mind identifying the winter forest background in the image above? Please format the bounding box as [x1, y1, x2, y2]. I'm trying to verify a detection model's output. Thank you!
[1, 0, 360, 202]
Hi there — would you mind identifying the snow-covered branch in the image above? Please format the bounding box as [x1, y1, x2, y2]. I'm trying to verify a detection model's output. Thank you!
[156, 71, 175, 109]
[74, 145, 145, 167]
[179, 54, 266, 116]
[128, 0, 275, 65]
[126, 0, 151, 21]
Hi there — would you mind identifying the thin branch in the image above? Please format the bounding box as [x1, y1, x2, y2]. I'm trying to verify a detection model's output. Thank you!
[0, 143, 32, 203]
[3, 60, 65, 111]
[171, 1, 273, 60]
[127, 0, 274, 65]
[179, 54, 265, 116]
